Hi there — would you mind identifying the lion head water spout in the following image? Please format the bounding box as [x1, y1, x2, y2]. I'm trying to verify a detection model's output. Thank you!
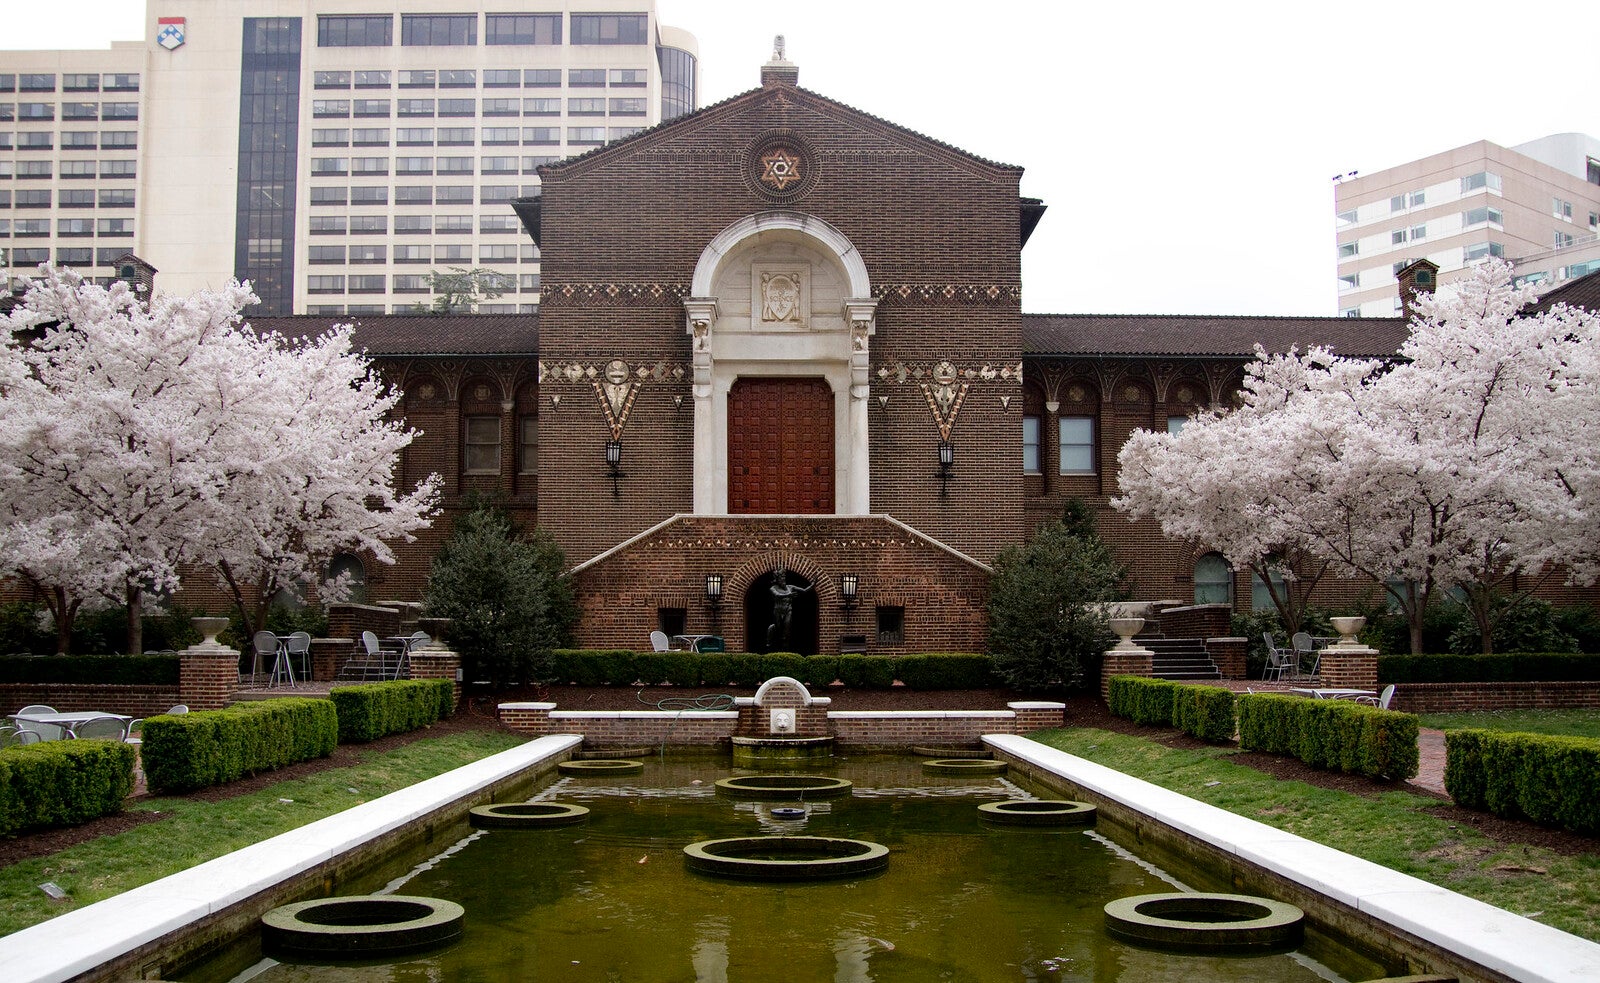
[730, 676, 835, 767]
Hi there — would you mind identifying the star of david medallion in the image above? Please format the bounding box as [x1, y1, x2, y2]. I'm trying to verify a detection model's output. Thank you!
[759, 148, 802, 191]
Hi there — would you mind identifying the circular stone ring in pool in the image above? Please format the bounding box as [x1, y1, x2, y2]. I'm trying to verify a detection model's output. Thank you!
[923, 758, 1008, 776]
[1104, 893, 1304, 952]
[262, 895, 465, 959]
[558, 758, 644, 776]
[714, 775, 854, 799]
[684, 836, 889, 880]
[978, 799, 1097, 826]
[469, 802, 590, 829]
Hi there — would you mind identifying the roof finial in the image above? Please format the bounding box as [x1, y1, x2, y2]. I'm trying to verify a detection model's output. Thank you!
[760, 34, 799, 86]
[773, 35, 786, 61]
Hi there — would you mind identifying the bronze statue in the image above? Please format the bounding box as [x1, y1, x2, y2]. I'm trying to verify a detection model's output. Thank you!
[766, 567, 812, 649]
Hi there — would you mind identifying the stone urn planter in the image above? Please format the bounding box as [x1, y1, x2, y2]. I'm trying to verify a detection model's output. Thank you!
[1108, 617, 1145, 651]
[1329, 616, 1367, 646]
[192, 616, 231, 646]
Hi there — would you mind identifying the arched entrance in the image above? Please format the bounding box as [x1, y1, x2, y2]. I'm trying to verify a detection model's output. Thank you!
[728, 378, 834, 514]
[743, 569, 819, 655]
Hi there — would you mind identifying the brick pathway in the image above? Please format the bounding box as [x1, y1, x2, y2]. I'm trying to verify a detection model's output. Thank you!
[1410, 727, 1447, 795]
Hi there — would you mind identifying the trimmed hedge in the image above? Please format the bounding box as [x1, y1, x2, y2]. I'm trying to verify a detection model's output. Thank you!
[331, 679, 455, 743]
[0, 654, 180, 686]
[1237, 693, 1419, 780]
[542, 649, 991, 691]
[0, 739, 136, 836]
[1106, 676, 1236, 743]
[142, 698, 338, 795]
[1444, 729, 1600, 834]
[1378, 652, 1600, 684]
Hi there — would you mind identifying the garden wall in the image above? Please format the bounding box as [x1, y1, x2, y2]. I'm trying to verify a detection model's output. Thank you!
[0, 683, 180, 717]
[1391, 681, 1600, 713]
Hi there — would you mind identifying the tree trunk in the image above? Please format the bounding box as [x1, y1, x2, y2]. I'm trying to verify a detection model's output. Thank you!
[125, 583, 143, 655]
[52, 586, 75, 655]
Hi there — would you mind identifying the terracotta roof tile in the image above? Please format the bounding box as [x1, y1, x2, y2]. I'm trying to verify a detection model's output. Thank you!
[1525, 268, 1600, 316]
[1021, 313, 1410, 359]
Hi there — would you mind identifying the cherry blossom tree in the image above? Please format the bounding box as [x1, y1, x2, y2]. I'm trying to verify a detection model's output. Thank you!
[1116, 261, 1600, 654]
[0, 267, 439, 652]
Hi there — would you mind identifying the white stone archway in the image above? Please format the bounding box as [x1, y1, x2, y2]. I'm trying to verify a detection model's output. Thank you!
[685, 212, 877, 515]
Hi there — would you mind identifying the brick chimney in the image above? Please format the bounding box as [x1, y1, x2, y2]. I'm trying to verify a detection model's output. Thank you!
[1395, 258, 1438, 323]
[760, 35, 798, 87]
[111, 252, 158, 298]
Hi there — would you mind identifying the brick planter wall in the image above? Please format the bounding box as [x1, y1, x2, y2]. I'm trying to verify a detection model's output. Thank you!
[0, 683, 181, 717]
[1207, 637, 1247, 679]
[310, 638, 350, 683]
[326, 604, 402, 642]
[1157, 604, 1231, 639]
[1390, 681, 1600, 713]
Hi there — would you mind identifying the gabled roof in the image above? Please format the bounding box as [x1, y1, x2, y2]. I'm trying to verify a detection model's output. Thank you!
[1021, 313, 1410, 359]
[246, 314, 537, 358]
[1524, 267, 1600, 316]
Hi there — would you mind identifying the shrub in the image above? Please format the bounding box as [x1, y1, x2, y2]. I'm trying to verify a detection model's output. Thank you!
[0, 739, 136, 836]
[1172, 685, 1236, 743]
[1443, 729, 1600, 835]
[696, 653, 734, 687]
[895, 653, 995, 690]
[1446, 596, 1579, 656]
[761, 652, 809, 684]
[0, 602, 54, 655]
[142, 698, 338, 794]
[331, 679, 455, 743]
[1106, 676, 1177, 727]
[0, 654, 180, 686]
[793, 654, 840, 689]
[838, 654, 895, 689]
[1237, 693, 1417, 780]
[987, 502, 1126, 691]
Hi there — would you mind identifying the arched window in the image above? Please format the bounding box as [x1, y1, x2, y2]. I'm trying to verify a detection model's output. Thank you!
[327, 553, 367, 605]
[1251, 562, 1285, 613]
[1193, 553, 1232, 606]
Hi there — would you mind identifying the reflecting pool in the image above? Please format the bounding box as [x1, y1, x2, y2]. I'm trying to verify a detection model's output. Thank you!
[183, 755, 1389, 982]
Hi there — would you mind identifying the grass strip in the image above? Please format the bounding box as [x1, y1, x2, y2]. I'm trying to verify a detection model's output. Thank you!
[1417, 708, 1600, 740]
[0, 729, 525, 938]
[1029, 727, 1600, 943]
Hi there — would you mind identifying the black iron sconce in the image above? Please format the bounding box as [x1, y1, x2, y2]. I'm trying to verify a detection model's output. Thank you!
[605, 438, 624, 498]
[840, 572, 859, 610]
[705, 573, 723, 608]
[937, 438, 954, 496]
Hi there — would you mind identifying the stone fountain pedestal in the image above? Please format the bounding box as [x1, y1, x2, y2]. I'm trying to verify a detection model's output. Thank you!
[731, 676, 834, 768]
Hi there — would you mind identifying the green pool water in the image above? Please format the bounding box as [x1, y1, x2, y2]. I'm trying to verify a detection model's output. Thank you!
[183, 755, 1390, 982]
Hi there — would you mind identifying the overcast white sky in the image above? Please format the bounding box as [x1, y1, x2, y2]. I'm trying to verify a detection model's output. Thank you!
[10, 0, 1599, 315]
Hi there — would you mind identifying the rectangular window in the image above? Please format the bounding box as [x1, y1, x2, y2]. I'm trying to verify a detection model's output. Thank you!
[518, 416, 538, 474]
[55, 247, 93, 265]
[399, 70, 436, 89]
[1462, 206, 1502, 227]
[349, 244, 386, 263]
[100, 160, 135, 178]
[525, 69, 561, 87]
[312, 157, 348, 176]
[318, 15, 393, 47]
[1554, 197, 1574, 221]
[14, 219, 50, 237]
[398, 98, 435, 117]
[482, 127, 518, 144]
[1460, 171, 1501, 193]
[308, 245, 345, 264]
[480, 244, 519, 262]
[1409, 190, 1425, 207]
[61, 102, 97, 120]
[313, 99, 351, 118]
[58, 189, 95, 207]
[437, 127, 474, 145]
[1389, 194, 1406, 213]
[568, 68, 607, 87]
[350, 215, 387, 234]
[310, 186, 348, 206]
[395, 244, 430, 263]
[354, 70, 390, 88]
[309, 216, 347, 235]
[519, 273, 541, 292]
[101, 102, 138, 120]
[101, 130, 136, 148]
[1166, 416, 1189, 435]
[482, 98, 520, 116]
[481, 215, 520, 233]
[523, 127, 561, 145]
[480, 185, 517, 203]
[436, 215, 472, 233]
[11, 247, 50, 264]
[20, 73, 56, 92]
[1391, 230, 1406, 245]
[351, 157, 388, 174]
[438, 98, 475, 117]
[395, 215, 431, 233]
[1556, 231, 1575, 248]
[307, 275, 345, 294]
[0, 74, 13, 91]
[393, 274, 430, 293]
[395, 186, 432, 204]
[484, 69, 521, 88]
[1338, 273, 1359, 290]
[19, 102, 54, 120]
[568, 126, 606, 145]
[396, 156, 434, 175]
[14, 189, 50, 207]
[1338, 241, 1358, 258]
[570, 13, 648, 45]
[314, 71, 351, 89]
[18, 131, 53, 148]
[464, 416, 501, 473]
[97, 188, 134, 207]
[104, 73, 139, 92]
[1021, 415, 1040, 473]
[17, 161, 52, 178]
[63, 73, 99, 92]
[96, 218, 134, 236]
[436, 156, 473, 173]
[435, 244, 471, 262]
[349, 185, 387, 204]
[568, 97, 606, 115]
[353, 99, 390, 117]
[480, 156, 517, 174]
[349, 274, 386, 292]
[57, 218, 94, 237]
[609, 97, 646, 116]
[61, 131, 96, 148]
[1335, 208, 1358, 226]
[397, 127, 434, 145]
[1463, 241, 1505, 262]
[1409, 224, 1426, 241]
[402, 15, 477, 46]
[876, 606, 905, 646]
[352, 127, 389, 146]
[609, 68, 647, 87]
[439, 70, 476, 88]
[1058, 417, 1094, 474]
[312, 127, 350, 146]
[486, 13, 561, 45]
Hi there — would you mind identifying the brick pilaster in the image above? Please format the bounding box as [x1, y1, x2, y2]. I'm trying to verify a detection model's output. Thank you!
[1100, 647, 1153, 701]
[1317, 645, 1378, 689]
[410, 650, 462, 709]
[179, 644, 240, 710]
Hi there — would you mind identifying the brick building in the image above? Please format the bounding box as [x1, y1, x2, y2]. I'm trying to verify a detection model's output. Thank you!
[241, 53, 1532, 653]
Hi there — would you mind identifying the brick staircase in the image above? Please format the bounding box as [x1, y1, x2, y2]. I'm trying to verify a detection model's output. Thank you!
[1142, 636, 1222, 681]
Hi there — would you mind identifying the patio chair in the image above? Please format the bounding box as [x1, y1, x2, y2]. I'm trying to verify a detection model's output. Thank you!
[70, 715, 130, 741]
[650, 630, 679, 652]
[17, 704, 56, 716]
[11, 729, 42, 745]
[1261, 633, 1293, 681]
[250, 631, 280, 684]
[286, 631, 312, 679]
[1356, 684, 1396, 710]
[1291, 632, 1317, 679]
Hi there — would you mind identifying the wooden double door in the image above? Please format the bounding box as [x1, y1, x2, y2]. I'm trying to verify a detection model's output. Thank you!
[727, 378, 835, 514]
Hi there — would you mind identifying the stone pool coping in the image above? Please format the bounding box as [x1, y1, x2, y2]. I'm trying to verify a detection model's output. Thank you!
[984, 733, 1600, 983]
[0, 734, 582, 983]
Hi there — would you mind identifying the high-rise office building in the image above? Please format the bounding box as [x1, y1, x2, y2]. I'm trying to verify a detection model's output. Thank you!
[2, 2, 698, 313]
[1334, 133, 1600, 316]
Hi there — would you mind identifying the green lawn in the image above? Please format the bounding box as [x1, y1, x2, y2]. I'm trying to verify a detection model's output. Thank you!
[1417, 708, 1600, 740]
[0, 729, 526, 938]
[1029, 727, 1600, 943]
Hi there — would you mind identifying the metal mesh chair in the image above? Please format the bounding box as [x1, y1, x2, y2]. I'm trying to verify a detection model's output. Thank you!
[70, 715, 130, 741]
